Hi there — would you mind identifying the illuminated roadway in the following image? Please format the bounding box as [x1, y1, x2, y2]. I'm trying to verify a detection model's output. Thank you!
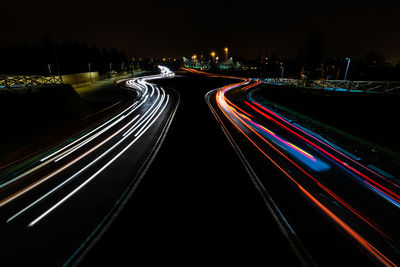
[183, 68, 400, 266]
[0, 67, 179, 266]
[3, 66, 400, 266]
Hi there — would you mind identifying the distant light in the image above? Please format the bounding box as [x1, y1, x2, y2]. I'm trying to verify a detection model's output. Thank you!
[162, 58, 166, 62]
[211, 51, 216, 58]
[224, 47, 228, 52]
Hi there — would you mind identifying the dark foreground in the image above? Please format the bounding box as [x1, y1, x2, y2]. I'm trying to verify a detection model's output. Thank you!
[0, 74, 178, 266]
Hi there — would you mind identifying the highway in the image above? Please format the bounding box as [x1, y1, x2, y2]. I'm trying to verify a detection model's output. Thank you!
[79, 71, 301, 266]
[191, 67, 400, 266]
[3, 66, 399, 266]
[0, 66, 179, 266]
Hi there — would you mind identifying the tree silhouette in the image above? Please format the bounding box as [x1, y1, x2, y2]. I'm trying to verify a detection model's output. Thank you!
[0, 36, 130, 76]
[304, 31, 324, 79]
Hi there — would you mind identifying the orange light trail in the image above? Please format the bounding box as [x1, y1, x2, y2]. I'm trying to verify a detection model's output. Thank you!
[245, 100, 400, 206]
[183, 67, 396, 266]
[218, 83, 395, 266]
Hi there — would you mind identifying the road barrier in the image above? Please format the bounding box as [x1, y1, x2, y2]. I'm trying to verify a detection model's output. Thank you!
[262, 78, 400, 94]
[0, 71, 136, 89]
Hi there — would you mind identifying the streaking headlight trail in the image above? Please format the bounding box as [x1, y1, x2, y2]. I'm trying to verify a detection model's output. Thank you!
[0, 66, 179, 266]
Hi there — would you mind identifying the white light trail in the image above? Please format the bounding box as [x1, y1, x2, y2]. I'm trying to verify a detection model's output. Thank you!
[1, 113, 142, 209]
[28, 94, 170, 227]
[3, 66, 174, 223]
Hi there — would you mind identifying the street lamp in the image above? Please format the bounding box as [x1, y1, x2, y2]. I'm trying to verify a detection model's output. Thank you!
[344, 57, 351, 80]
[192, 54, 197, 67]
[211, 51, 216, 61]
[224, 47, 229, 61]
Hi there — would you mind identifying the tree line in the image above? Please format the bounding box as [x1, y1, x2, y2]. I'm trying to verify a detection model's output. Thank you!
[0, 34, 130, 76]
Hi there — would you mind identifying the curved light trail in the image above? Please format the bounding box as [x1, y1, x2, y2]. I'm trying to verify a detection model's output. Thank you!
[191, 67, 400, 266]
[0, 66, 175, 226]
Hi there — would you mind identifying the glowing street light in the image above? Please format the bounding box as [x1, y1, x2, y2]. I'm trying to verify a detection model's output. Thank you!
[224, 47, 229, 61]
[211, 51, 216, 61]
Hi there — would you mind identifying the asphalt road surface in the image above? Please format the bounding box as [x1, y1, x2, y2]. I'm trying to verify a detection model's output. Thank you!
[80, 71, 301, 266]
[5, 67, 394, 266]
[0, 68, 179, 266]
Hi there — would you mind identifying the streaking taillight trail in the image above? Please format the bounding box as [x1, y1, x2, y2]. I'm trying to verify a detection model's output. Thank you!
[189, 67, 400, 266]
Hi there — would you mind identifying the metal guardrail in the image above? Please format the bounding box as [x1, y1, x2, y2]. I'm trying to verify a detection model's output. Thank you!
[0, 75, 63, 88]
[262, 78, 400, 94]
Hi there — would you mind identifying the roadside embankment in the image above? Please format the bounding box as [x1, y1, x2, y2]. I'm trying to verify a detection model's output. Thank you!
[0, 76, 138, 169]
[251, 84, 400, 176]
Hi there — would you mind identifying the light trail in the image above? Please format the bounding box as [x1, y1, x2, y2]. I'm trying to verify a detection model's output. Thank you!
[191, 67, 399, 266]
[40, 104, 131, 162]
[0, 78, 150, 191]
[1, 67, 174, 222]
[0, 90, 154, 207]
[9, 90, 164, 221]
[236, 111, 332, 172]
[4, 113, 141, 214]
[28, 94, 170, 227]
[122, 88, 162, 137]
[0, 111, 143, 208]
[243, 100, 400, 207]
[134, 89, 166, 137]
[246, 95, 400, 190]
[218, 82, 395, 266]
[53, 115, 128, 163]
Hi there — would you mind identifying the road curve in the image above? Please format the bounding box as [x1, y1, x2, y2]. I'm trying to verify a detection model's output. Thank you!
[190, 67, 400, 266]
[0, 66, 179, 266]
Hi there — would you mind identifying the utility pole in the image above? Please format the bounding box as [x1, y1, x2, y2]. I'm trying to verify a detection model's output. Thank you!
[344, 57, 351, 80]
[88, 63, 93, 83]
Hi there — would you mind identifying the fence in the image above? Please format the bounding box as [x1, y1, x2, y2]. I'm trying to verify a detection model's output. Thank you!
[0, 75, 63, 88]
[262, 78, 400, 94]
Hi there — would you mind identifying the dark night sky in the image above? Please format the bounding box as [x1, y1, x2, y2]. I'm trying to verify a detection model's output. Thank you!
[1, 0, 400, 60]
